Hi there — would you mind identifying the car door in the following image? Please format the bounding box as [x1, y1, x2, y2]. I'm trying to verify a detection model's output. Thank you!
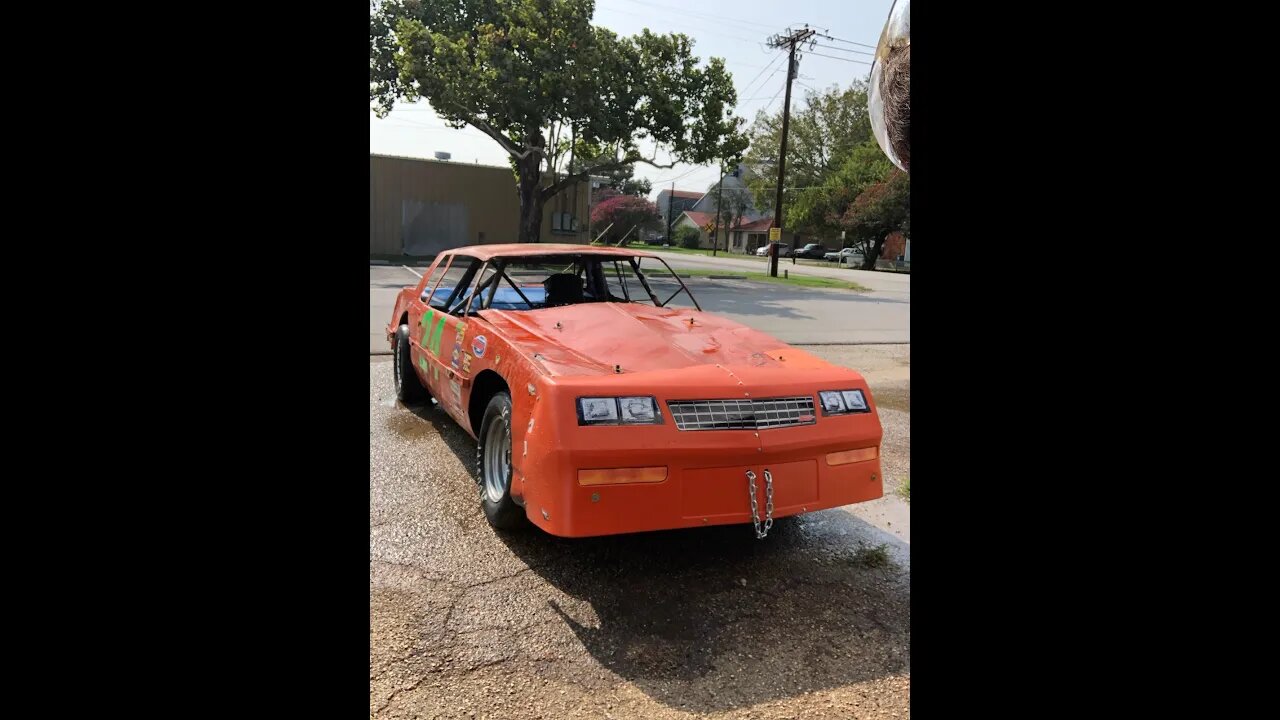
[423, 258, 490, 427]
[410, 255, 458, 398]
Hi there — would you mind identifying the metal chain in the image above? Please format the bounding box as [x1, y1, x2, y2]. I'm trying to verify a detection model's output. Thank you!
[763, 469, 774, 535]
[747, 469, 775, 539]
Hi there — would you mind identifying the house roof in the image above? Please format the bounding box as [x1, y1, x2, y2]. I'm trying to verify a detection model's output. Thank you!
[663, 189, 704, 200]
[678, 211, 775, 232]
[678, 211, 718, 227]
[732, 217, 775, 232]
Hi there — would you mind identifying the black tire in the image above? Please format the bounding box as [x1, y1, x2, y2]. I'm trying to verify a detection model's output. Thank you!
[394, 324, 429, 404]
[475, 391, 528, 530]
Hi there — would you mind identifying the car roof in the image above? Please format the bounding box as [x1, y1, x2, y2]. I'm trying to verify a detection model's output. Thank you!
[441, 243, 658, 262]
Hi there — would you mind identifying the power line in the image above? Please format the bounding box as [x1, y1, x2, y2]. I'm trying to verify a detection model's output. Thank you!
[759, 82, 786, 114]
[374, 115, 482, 134]
[816, 33, 877, 50]
[803, 51, 872, 66]
[738, 51, 786, 97]
[811, 42, 874, 57]
[740, 65, 785, 102]
[649, 165, 705, 185]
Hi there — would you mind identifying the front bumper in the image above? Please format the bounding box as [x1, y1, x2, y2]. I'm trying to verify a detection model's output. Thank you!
[515, 377, 883, 538]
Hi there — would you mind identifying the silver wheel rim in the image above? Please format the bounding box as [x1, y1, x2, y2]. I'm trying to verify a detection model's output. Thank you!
[483, 412, 511, 504]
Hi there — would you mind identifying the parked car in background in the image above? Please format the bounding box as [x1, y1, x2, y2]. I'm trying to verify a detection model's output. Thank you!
[823, 247, 865, 263]
[793, 243, 829, 259]
[755, 242, 790, 257]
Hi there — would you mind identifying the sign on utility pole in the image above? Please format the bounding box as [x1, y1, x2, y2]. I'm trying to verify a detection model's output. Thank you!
[766, 25, 814, 278]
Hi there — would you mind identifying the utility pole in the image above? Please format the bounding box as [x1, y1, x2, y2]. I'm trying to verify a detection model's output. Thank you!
[711, 164, 725, 256]
[666, 182, 674, 243]
[766, 25, 814, 277]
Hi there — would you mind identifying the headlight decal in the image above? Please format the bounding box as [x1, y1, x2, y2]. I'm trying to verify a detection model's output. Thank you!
[819, 388, 872, 416]
[577, 396, 663, 426]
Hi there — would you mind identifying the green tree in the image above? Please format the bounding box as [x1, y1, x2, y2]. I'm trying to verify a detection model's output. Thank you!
[370, 0, 746, 243]
[796, 141, 894, 239]
[742, 82, 873, 232]
[836, 170, 910, 269]
[586, 154, 653, 196]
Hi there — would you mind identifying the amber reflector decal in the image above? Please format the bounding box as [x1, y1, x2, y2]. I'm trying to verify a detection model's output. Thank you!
[577, 467, 669, 486]
[826, 447, 879, 466]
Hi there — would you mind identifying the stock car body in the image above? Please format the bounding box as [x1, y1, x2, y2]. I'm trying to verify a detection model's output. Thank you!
[386, 244, 883, 539]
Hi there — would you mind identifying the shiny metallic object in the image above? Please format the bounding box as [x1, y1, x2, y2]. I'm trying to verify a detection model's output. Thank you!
[747, 469, 775, 539]
[869, 0, 910, 171]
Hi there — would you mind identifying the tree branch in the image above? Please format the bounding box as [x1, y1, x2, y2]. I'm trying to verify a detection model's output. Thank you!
[538, 154, 681, 203]
[452, 103, 545, 160]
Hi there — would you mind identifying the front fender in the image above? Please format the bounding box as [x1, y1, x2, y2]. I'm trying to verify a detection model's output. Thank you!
[386, 288, 417, 347]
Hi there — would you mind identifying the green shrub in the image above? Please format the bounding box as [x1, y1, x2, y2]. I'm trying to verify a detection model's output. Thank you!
[678, 226, 702, 249]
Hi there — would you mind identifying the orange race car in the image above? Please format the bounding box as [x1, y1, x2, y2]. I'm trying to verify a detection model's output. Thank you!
[387, 244, 883, 539]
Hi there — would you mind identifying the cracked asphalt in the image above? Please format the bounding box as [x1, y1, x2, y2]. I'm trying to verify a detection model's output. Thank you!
[371, 346, 910, 719]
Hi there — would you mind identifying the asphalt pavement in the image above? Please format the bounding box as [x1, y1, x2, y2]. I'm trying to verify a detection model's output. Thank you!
[643, 250, 911, 299]
[370, 262, 909, 352]
[370, 348, 911, 718]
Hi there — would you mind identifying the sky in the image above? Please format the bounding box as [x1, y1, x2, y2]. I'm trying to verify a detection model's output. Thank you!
[369, 0, 893, 203]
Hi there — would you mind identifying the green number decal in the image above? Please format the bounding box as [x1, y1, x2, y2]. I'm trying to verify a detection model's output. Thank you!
[430, 315, 447, 355]
[418, 311, 433, 348]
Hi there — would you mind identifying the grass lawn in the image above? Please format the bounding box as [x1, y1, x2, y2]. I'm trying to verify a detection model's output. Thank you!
[648, 267, 870, 291]
[627, 242, 719, 257]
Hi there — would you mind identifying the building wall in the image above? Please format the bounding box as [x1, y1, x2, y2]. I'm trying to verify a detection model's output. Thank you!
[370, 154, 590, 256]
[881, 231, 907, 261]
[690, 166, 766, 223]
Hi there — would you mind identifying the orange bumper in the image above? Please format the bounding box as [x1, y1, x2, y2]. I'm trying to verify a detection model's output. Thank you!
[515, 384, 883, 538]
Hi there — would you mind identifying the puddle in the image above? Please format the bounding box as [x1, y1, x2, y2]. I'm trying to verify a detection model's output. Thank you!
[385, 412, 439, 440]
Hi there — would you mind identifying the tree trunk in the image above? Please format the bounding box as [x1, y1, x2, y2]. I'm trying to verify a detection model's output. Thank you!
[516, 153, 543, 244]
[860, 237, 886, 270]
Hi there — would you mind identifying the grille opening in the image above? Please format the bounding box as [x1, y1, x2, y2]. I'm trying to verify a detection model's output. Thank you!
[666, 396, 817, 431]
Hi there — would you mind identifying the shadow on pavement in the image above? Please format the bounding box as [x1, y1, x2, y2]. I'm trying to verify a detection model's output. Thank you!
[494, 497, 911, 712]
[391, 393, 910, 714]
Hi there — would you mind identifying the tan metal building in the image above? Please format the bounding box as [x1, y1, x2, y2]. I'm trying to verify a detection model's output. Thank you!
[370, 153, 591, 256]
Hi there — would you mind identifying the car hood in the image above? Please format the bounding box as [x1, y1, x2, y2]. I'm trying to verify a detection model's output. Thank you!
[479, 303, 836, 378]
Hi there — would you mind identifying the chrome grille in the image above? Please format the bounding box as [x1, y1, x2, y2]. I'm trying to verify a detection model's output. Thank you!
[666, 396, 817, 431]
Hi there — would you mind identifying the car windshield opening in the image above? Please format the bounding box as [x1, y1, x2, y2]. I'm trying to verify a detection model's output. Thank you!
[425, 254, 701, 313]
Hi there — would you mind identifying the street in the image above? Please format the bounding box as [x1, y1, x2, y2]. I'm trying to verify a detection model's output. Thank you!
[370, 255, 909, 352]
[644, 249, 911, 299]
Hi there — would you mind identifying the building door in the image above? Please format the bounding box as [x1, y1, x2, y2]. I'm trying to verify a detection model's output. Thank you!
[402, 200, 468, 256]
